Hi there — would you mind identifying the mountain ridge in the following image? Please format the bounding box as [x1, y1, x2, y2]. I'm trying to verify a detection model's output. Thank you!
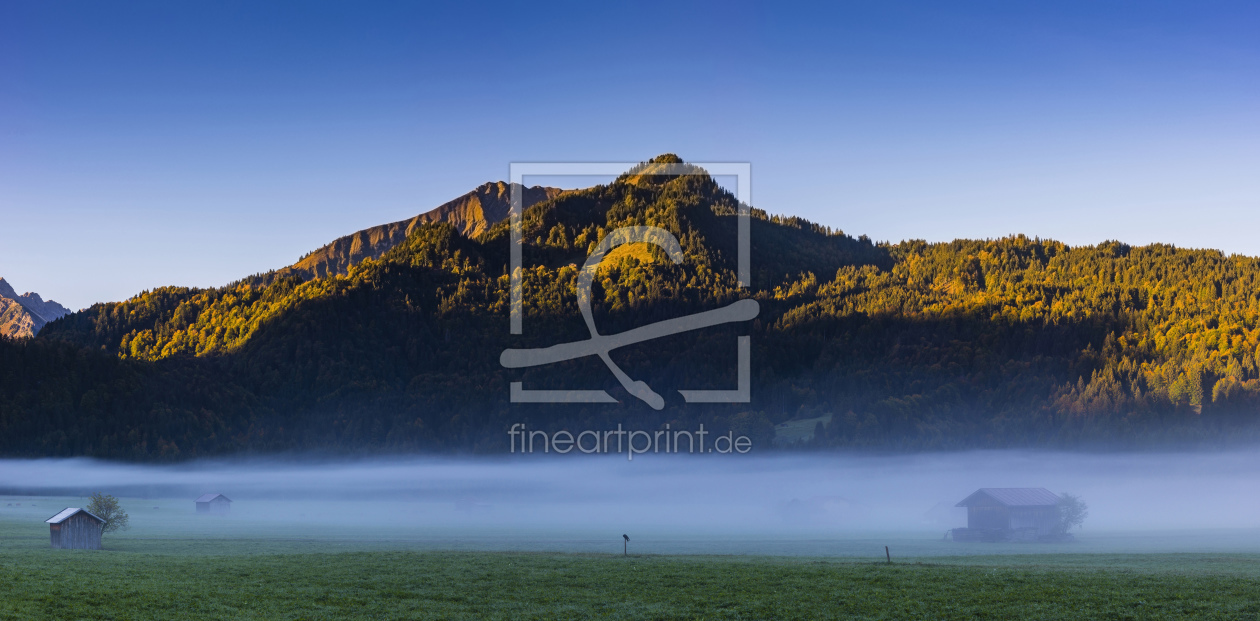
[275, 182, 564, 281]
[0, 278, 70, 338]
[8, 155, 1260, 459]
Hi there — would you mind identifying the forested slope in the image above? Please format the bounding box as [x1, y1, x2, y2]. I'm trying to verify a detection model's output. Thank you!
[4, 155, 1259, 459]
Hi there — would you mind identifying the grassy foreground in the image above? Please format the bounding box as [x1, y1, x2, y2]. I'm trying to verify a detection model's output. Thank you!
[3, 501, 1260, 619]
[2, 548, 1260, 620]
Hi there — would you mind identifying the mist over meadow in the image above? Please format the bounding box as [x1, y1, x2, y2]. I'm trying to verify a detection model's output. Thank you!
[3, 450, 1258, 541]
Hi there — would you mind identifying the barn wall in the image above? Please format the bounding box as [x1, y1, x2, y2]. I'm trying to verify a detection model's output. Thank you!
[967, 506, 1010, 530]
[51, 514, 102, 550]
[1010, 507, 1059, 535]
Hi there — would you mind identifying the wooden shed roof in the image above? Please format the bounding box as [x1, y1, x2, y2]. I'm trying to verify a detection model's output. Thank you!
[956, 488, 1060, 507]
[45, 507, 104, 524]
[195, 493, 231, 503]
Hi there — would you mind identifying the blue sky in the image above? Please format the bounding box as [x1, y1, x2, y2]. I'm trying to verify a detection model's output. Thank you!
[2, 1, 1258, 310]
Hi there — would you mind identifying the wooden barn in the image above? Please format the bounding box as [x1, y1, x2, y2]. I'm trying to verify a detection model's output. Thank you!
[195, 493, 232, 514]
[45, 508, 104, 550]
[951, 488, 1061, 542]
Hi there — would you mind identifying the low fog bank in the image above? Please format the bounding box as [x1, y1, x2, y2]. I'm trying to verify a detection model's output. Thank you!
[2, 450, 1259, 538]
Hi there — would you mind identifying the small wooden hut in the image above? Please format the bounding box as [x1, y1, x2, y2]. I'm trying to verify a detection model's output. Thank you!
[45, 508, 104, 550]
[195, 493, 232, 514]
[951, 488, 1060, 542]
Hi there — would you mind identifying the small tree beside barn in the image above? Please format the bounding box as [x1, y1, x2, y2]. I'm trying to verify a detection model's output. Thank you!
[45, 508, 104, 550]
[195, 493, 232, 515]
[86, 492, 129, 536]
[1055, 493, 1089, 536]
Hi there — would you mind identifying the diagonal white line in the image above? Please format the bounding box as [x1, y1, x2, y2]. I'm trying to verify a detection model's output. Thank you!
[499, 299, 759, 368]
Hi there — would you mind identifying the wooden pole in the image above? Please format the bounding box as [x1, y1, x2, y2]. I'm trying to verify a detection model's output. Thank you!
[885, 546, 891, 564]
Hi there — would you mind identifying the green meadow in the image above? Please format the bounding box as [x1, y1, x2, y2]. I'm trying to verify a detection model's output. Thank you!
[3, 497, 1260, 620]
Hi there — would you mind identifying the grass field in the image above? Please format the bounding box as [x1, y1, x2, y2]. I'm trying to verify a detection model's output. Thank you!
[4, 498, 1260, 619]
[4, 545, 1260, 619]
[772, 414, 833, 446]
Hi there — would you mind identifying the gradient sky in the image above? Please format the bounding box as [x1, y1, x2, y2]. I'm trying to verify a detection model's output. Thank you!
[2, 1, 1258, 310]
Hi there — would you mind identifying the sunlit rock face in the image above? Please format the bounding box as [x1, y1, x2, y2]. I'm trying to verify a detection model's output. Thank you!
[279, 182, 564, 281]
[0, 277, 70, 338]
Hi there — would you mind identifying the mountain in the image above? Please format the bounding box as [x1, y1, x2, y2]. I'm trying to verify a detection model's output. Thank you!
[276, 182, 564, 280]
[0, 298, 39, 339]
[0, 278, 70, 338]
[6, 154, 1260, 460]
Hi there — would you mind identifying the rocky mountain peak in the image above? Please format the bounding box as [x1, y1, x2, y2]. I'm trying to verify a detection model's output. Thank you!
[0, 277, 71, 338]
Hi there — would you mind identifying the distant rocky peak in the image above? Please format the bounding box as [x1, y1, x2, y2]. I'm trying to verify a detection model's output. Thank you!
[1, 278, 69, 338]
[0, 277, 17, 301]
[0, 277, 71, 326]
